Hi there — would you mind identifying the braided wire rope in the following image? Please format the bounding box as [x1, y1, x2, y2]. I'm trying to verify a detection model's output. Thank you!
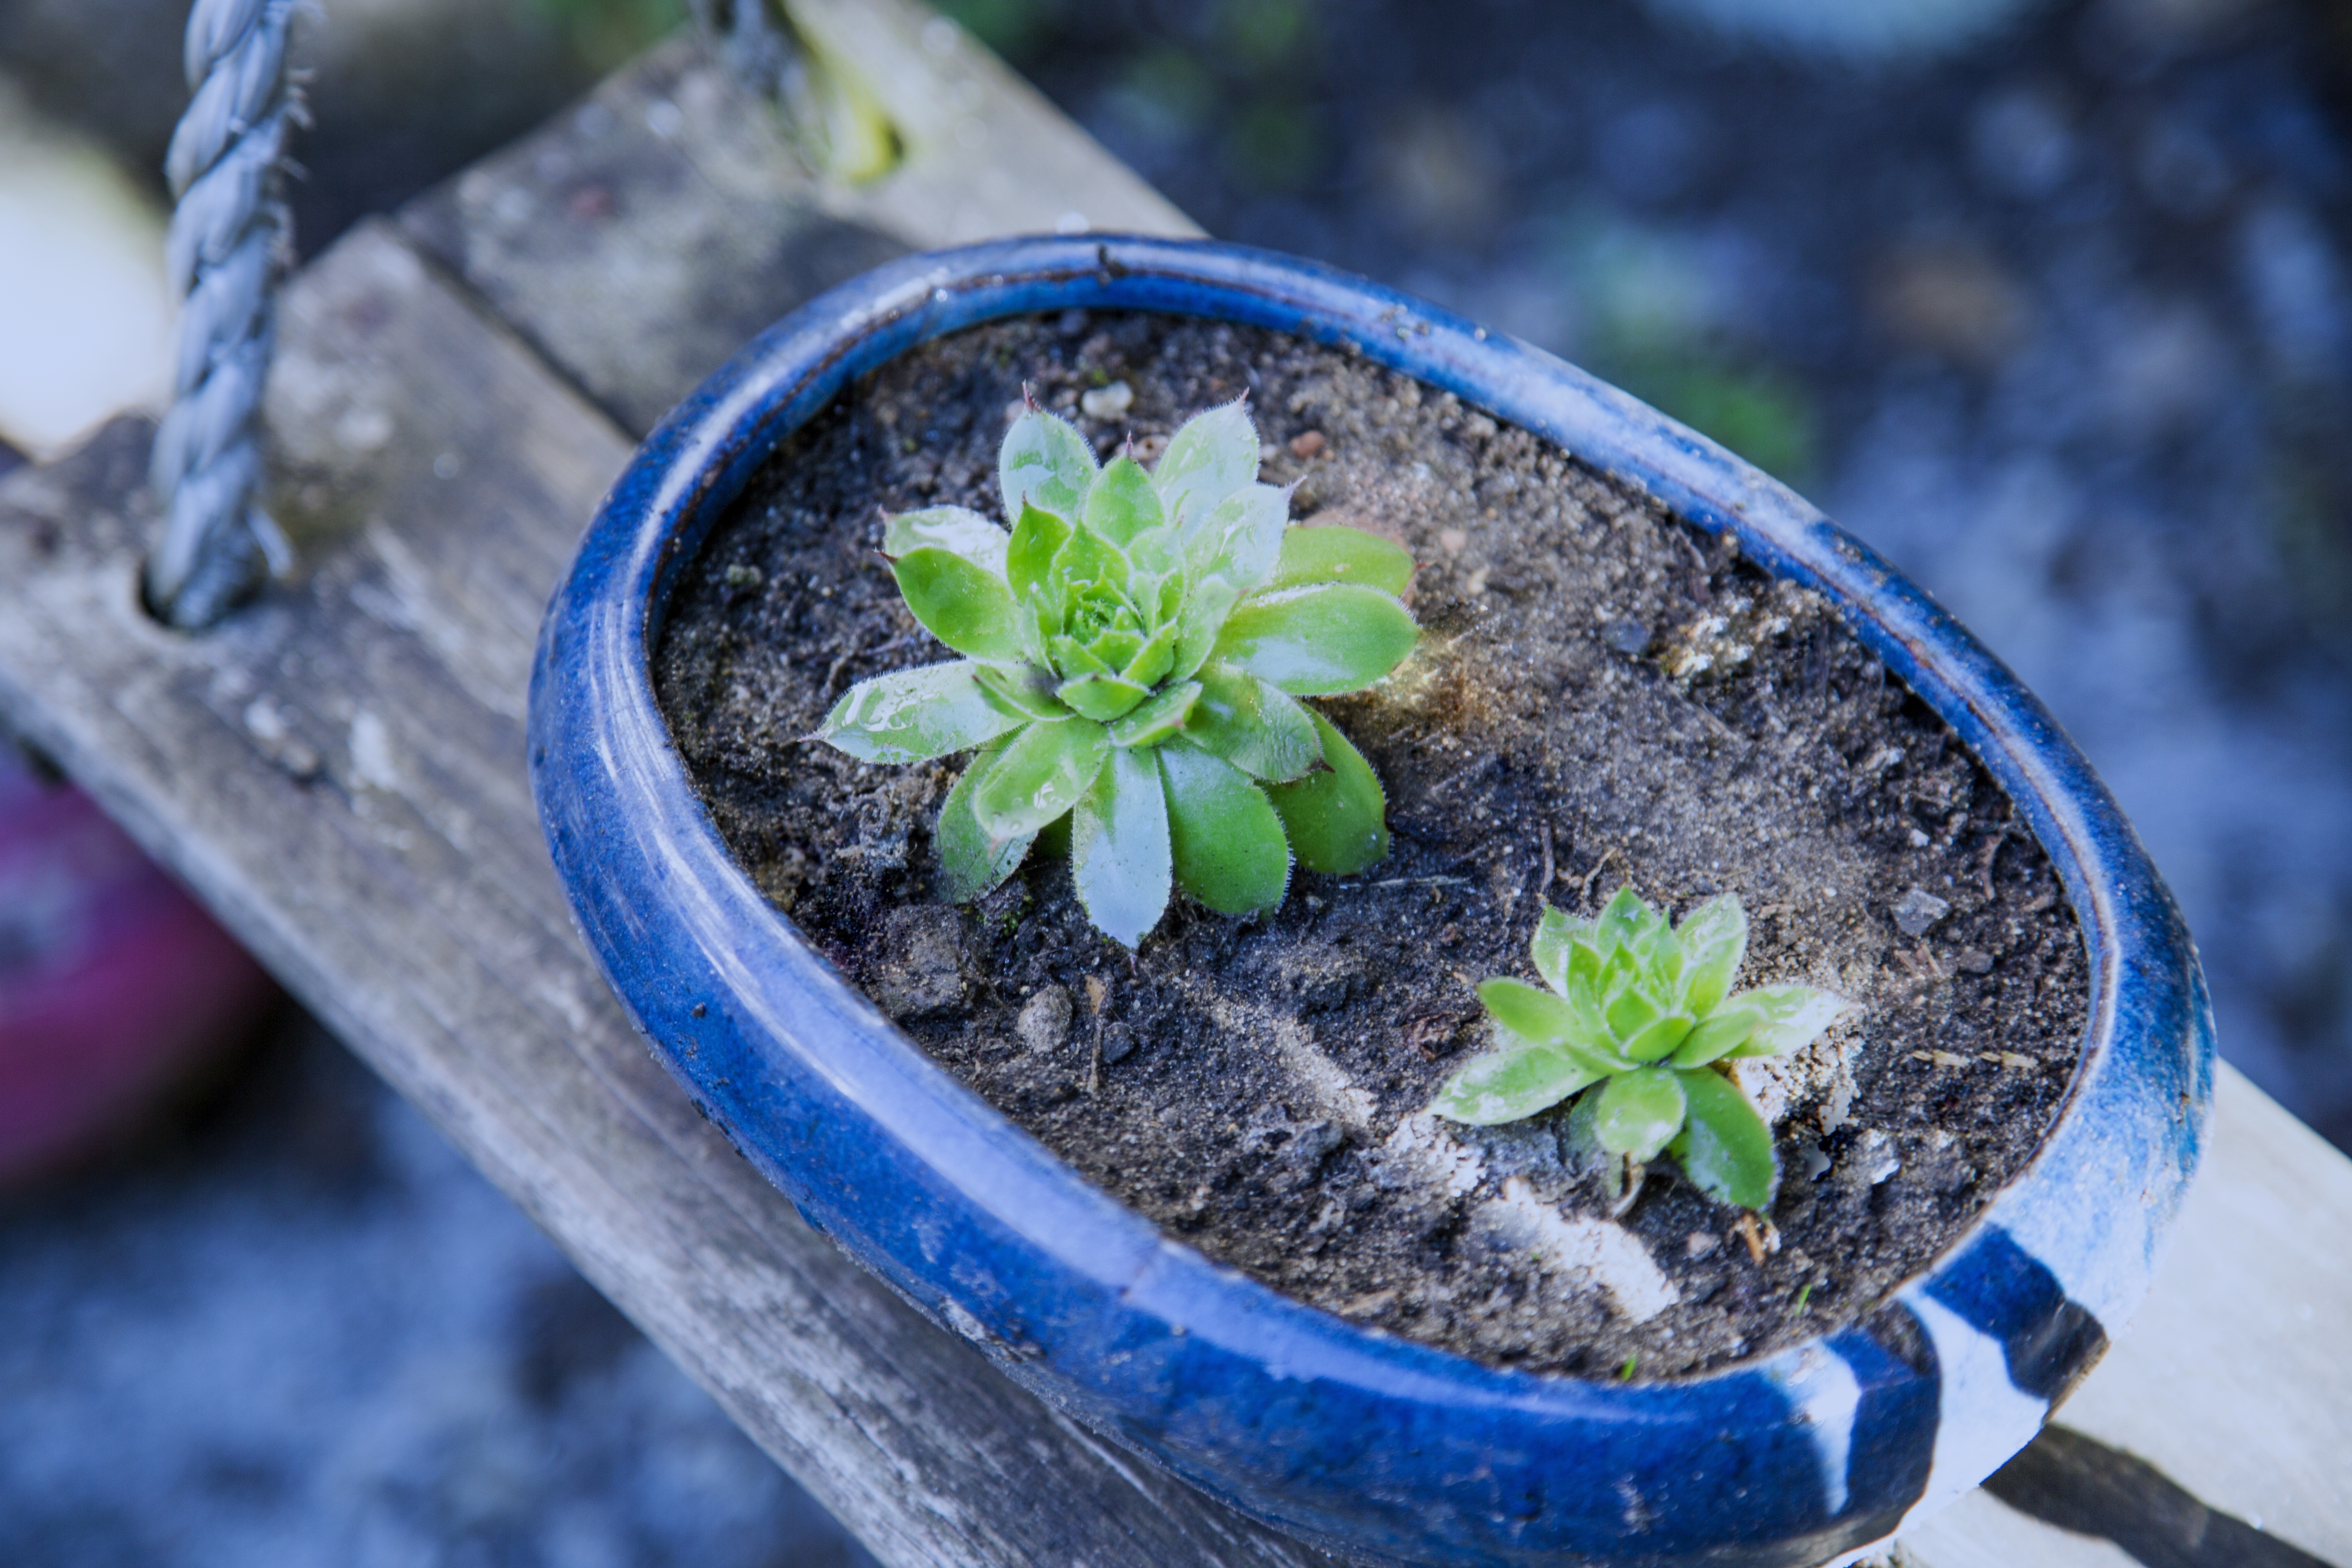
[148, 1, 788, 629]
[149, 0, 301, 631]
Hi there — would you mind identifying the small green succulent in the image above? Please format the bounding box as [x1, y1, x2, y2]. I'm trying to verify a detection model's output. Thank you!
[1431, 887, 1853, 1209]
[816, 397, 1419, 947]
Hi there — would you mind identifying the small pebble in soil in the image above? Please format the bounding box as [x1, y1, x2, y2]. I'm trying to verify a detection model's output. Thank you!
[1604, 619, 1653, 655]
[723, 562, 762, 589]
[1018, 986, 1072, 1054]
[875, 906, 965, 1018]
[1080, 380, 1134, 419]
[1955, 948, 1996, 974]
[1290, 430, 1327, 458]
[1892, 886, 1953, 937]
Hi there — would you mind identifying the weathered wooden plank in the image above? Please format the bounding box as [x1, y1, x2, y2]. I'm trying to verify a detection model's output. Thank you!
[1895, 1062, 2352, 1566]
[2018, 1066, 2352, 1559]
[400, 24, 1197, 437]
[0, 223, 1319, 1568]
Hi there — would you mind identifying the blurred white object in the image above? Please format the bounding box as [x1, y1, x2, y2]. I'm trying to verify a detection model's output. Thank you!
[1643, 0, 2047, 59]
[0, 76, 175, 461]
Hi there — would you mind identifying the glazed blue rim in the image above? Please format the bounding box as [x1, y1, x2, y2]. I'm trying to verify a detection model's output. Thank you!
[530, 236, 2213, 1568]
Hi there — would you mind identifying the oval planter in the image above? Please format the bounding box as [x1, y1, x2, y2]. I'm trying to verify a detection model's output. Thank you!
[529, 236, 2213, 1568]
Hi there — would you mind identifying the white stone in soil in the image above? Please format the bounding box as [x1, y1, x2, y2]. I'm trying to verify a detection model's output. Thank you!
[1079, 380, 1133, 419]
[1893, 886, 1953, 938]
[1379, 1111, 1489, 1200]
[1728, 1014, 1863, 1131]
[1016, 985, 1072, 1053]
[1257, 1016, 1678, 1323]
[1472, 1177, 1681, 1324]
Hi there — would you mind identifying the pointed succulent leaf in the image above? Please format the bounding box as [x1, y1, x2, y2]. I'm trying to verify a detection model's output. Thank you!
[936, 736, 1033, 902]
[1105, 680, 1201, 749]
[882, 506, 1009, 575]
[1051, 635, 1112, 678]
[1159, 742, 1290, 914]
[1172, 576, 1241, 683]
[1084, 454, 1166, 546]
[1670, 1068, 1777, 1209]
[1154, 566, 1187, 627]
[1604, 984, 1663, 1047]
[1071, 744, 1174, 949]
[1028, 586, 1063, 645]
[972, 662, 1071, 721]
[1091, 628, 1147, 670]
[1006, 501, 1072, 604]
[1592, 1066, 1689, 1162]
[1000, 408, 1097, 521]
[1676, 895, 1748, 1015]
[1477, 977, 1577, 1047]
[1055, 673, 1151, 722]
[818, 662, 1025, 764]
[1120, 622, 1179, 689]
[1670, 1004, 1764, 1068]
[891, 548, 1025, 661]
[1431, 1029, 1602, 1126]
[1266, 712, 1390, 875]
[970, 717, 1110, 841]
[1154, 400, 1258, 528]
[1212, 584, 1419, 696]
[1267, 524, 1414, 596]
[1595, 885, 1655, 954]
[1053, 523, 1131, 596]
[1721, 983, 1854, 1060]
[1621, 1011, 1699, 1064]
[1530, 906, 1597, 997]
[1564, 932, 1606, 995]
[1185, 483, 1290, 593]
[1126, 525, 1183, 582]
[1181, 663, 1323, 782]
[1561, 1081, 1608, 1160]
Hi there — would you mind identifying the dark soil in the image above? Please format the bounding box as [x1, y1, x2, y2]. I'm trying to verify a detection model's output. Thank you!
[651, 312, 2089, 1381]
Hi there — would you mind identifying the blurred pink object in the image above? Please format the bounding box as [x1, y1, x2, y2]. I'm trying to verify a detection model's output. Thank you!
[0, 748, 276, 1183]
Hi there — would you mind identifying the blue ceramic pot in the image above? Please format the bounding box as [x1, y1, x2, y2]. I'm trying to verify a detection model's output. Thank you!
[529, 236, 2212, 1567]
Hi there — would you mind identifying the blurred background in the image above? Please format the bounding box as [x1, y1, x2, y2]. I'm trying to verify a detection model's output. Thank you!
[2, 0, 2349, 1559]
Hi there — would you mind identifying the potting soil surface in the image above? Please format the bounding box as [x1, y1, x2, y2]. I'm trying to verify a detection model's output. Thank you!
[652, 312, 2089, 1380]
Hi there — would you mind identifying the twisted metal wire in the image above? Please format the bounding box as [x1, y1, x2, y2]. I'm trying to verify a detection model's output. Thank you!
[149, 0, 301, 630]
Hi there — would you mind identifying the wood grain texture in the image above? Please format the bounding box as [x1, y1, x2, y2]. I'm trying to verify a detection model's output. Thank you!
[400, 26, 1198, 438]
[0, 223, 1319, 1568]
[1889, 1067, 2352, 1568]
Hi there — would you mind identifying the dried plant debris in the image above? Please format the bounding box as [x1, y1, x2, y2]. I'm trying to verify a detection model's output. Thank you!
[654, 312, 2089, 1380]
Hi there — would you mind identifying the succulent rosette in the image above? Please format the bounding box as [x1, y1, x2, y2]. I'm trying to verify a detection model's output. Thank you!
[1432, 887, 1855, 1209]
[816, 399, 1419, 947]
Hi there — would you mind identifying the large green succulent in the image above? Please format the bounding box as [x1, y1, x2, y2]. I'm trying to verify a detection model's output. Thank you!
[816, 398, 1419, 947]
[1431, 888, 1853, 1209]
